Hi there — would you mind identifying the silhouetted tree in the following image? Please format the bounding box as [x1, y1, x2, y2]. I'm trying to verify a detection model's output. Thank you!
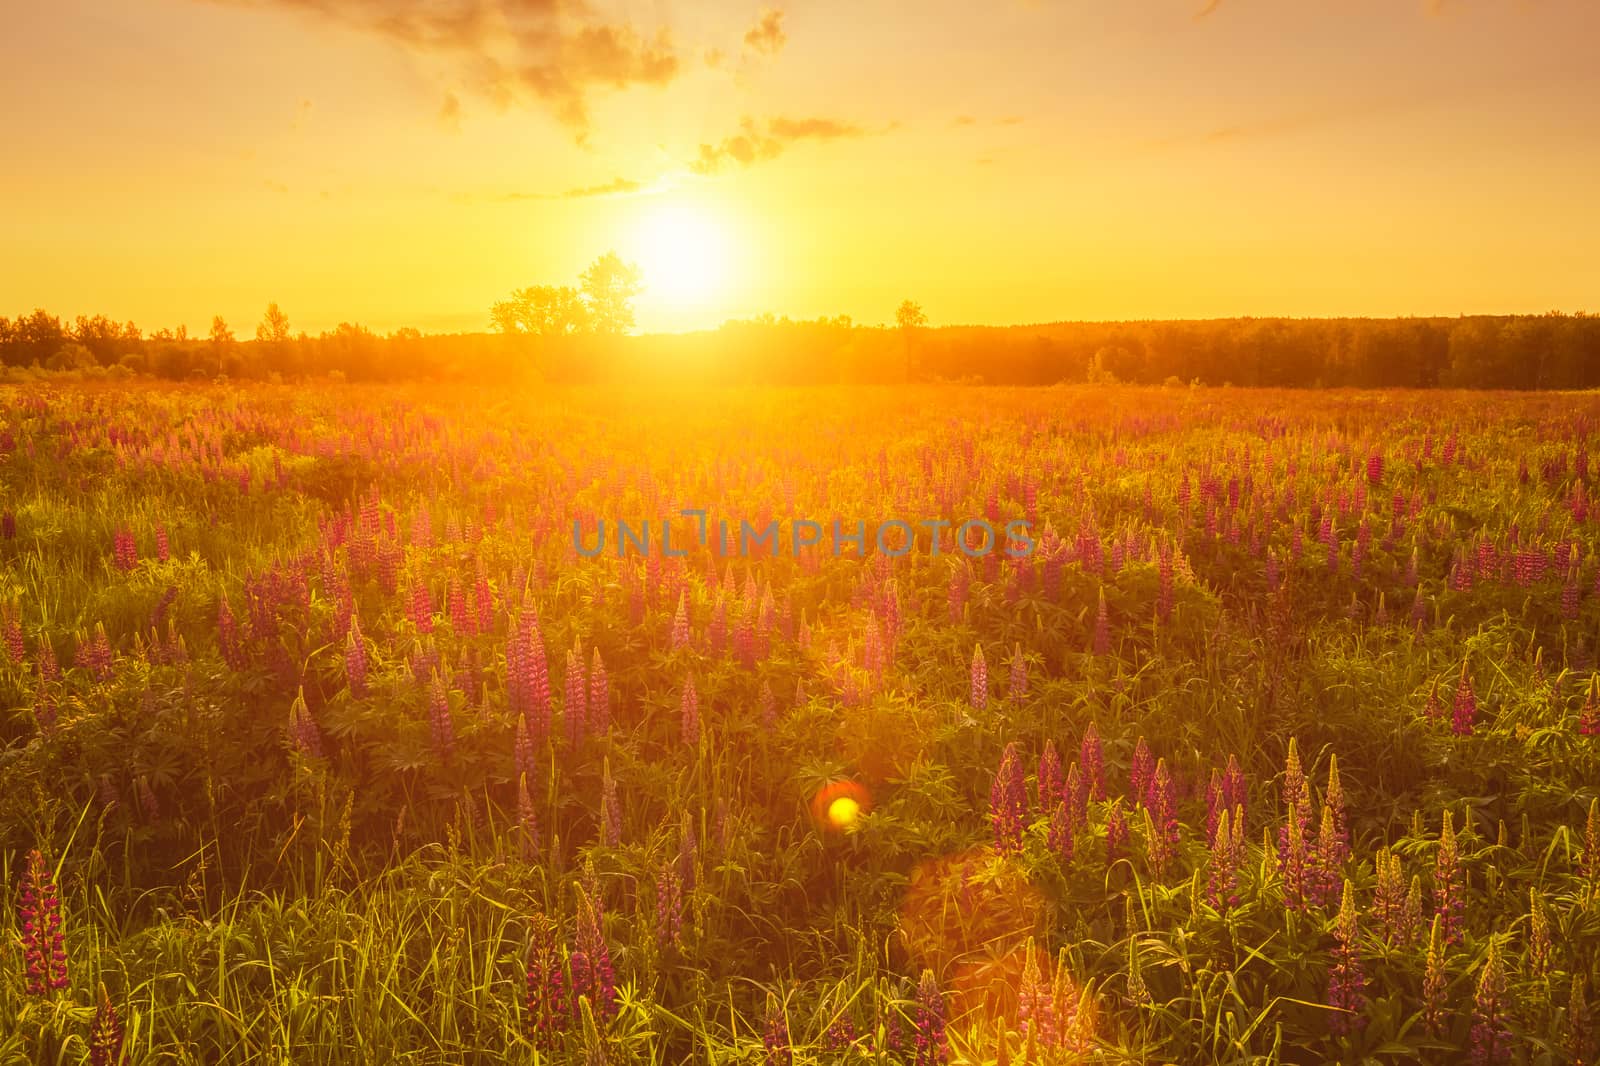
[580, 253, 644, 335]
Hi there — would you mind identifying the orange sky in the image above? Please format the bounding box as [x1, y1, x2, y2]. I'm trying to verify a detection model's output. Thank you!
[4, 0, 1599, 335]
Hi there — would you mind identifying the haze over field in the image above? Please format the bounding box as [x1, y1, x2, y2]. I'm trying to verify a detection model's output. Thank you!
[4, 0, 1599, 334]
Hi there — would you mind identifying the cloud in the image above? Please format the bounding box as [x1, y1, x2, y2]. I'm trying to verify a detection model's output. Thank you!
[479, 176, 646, 201]
[743, 8, 786, 55]
[438, 92, 462, 132]
[199, 0, 679, 139]
[688, 115, 870, 174]
[1195, 0, 1222, 16]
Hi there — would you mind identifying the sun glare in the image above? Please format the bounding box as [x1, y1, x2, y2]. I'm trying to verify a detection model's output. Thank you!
[630, 203, 730, 308]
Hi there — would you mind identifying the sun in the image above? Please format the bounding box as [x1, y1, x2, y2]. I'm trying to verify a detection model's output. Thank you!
[629, 203, 730, 308]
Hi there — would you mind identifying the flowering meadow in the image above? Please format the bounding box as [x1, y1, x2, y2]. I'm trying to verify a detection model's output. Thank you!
[2, 381, 1599, 1065]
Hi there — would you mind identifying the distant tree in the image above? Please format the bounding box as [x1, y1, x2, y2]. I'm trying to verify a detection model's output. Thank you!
[896, 300, 927, 382]
[209, 315, 236, 375]
[256, 303, 291, 344]
[580, 253, 644, 335]
[491, 285, 591, 337]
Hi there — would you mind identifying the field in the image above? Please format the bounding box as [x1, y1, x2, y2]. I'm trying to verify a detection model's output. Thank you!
[2, 381, 1598, 1065]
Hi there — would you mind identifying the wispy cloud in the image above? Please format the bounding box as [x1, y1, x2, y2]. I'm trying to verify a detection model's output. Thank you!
[475, 176, 648, 202]
[688, 115, 874, 174]
[743, 8, 786, 55]
[198, 0, 679, 140]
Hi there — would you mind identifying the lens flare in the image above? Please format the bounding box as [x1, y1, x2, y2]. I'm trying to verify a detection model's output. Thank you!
[811, 779, 871, 832]
[827, 795, 861, 828]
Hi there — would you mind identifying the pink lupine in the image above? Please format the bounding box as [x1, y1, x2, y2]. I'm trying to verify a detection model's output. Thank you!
[969, 643, 988, 710]
[154, 525, 170, 563]
[569, 886, 616, 1022]
[680, 673, 700, 748]
[758, 680, 777, 730]
[427, 671, 454, 763]
[655, 860, 684, 949]
[1469, 937, 1511, 1065]
[1037, 740, 1063, 816]
[588, 648, 608, 735]
[763, 996, 792, 1066]
[1146, 758, 1178, 876]
[1009, 642, 1029, 701]
[1434, 810, 1466, 945]
[912, 970, 948, 1066]
[1366, 452, 1384, 486]
[1222, 753, 1248, 830]
[1452, 661, 1478, 736]
[671, 591, 690, 651]
[448, 576, 470, 634]
[89, 982, 124, 1066]
[288, 696, 325, 759]
[525, 914, 569, 1051]
[111, 528, 137, 571]
[2, 604, 23, 664]
[1129, 736, 1154, 806]
[990, 741, 1027, 856]
[1090, 588, 1110, 656]
[345, 614, 368, 697]
[1326, 879, 1367, 1036]
[1049, 801, 1075, 864]
[1080, 723, 1105, 801]
[20, 849, 69, 995]
[564, 644, 587, 748]
[1204, 808, 1243, 912]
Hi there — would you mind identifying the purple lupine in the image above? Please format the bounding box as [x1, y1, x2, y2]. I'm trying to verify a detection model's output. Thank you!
[1105, 799, 1129, 867]
[1321, 754, 1349, 868]
[1147, 758, 1177, 876]
[1090, 588, 1110, 656]
[1037, 740, 1064, 816]
[154, 524, 170, 563]
[1326, 879, 1367, 1036]
[1581, 798, 1599, 897]
[1527, 889, 1552, 980]
[288, 696, 325, 759]
[20, 849, 69, 995]
[671, 591, 690, 650]
[1567, 977, 1594, 1066]
[525, 914, 569, 1051]
[1280, 807, 1310, 913]
[1373, 848, 1409, 942]
[569, 886, 616, 1022]
[1204, 808, 1243, 912]
[758, 680, 777, 730]
[1469, 937, 1511, 1065]
[564, 644, 587, 748]
[990, 742, 1028, 856]
[1129, 736, 1154, 806]
[1009, 642, 1029, 701]
[1452, 661, 1478, 736]
[763, 997, 792, 1066]
[1434, 810, 1466, 946]
[427, 671, 454, 763]
[408, 581, 434, 633]
[588, 648, 609, 735]
[680, 673, 701, 748]
[655, 860, 684, 949]
[969, 643, 988, 710]
[89, 982, 124, 1066]
[1580, 680, 1600, 736]
[1205, 768, 1226, 846]
[1049, 800, 1075, 865]
[2, 604, 23, 664]
[1080, 723, 1105, 801]
[912, 970, 948, 1066]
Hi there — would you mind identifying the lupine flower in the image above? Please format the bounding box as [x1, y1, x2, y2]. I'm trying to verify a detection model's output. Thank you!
[1567, 976, 1593, 1066]
[990, 741, 1028, 856]
[588, 648, 609, 734]
[1205, 768, 1226, 845]
[1453, 661, 1478, 736]
[525, 914, 570, 1051]
[970, 643, 988, 710]
[19, 849, 69, 995]
[758, 680, 777, 730]
[1280, 806, 1310, 912]
[517, 772, 540, 859]
[1434, 809, 1466, 945]
[1373, 847, 1409, 942]
[1527, 889, 1552, 980]
[1129, 736, 1153, 806]
[1579, 678, 1600, 736]
[408, 581, 434, 633]
[288, 691, 325, 759]
[427, 671, 455, 763]
[1326, 878, 1367, 1035]
[89, 983, 124, 1066]
[1105, 799, 1128, 867]
[1423, 678, 1443, 722]
[1423, 914, 1449, 1036]
[1, 604, 22, 664]
[680, 673, 700, 748]
[1080, 723, 1105, 801]
[1064, 761, 1087, 828]
[1037, 740, 1063, 816]
[655, 860, 684, 949]
[112, 528, 137, 571]
[1146, 758, 1177, 876]
[823, 1015, 858, 1052]
[1469, 937, 1511, 1065]
[912, 969, 948, 1066]
[564, 644, 587, 748]
[570, 886, 617, 1023]
[763, 996, 792, 1066]
[1009, 642, 1028, 700]
[1049, 800, 1075, 865]
[1204, 808, 1243, 912]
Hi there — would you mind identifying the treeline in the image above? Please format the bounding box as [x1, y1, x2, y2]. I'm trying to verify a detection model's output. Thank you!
[3, 307, 1598, 389]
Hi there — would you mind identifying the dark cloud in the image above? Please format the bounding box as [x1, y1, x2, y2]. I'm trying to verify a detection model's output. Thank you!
[199, 0, 679, 139]
[743, 8, 786, 55]
[688, 115, 868, 174]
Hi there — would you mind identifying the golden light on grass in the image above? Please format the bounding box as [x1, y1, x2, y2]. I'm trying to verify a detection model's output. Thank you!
[628, 202, 731, 308]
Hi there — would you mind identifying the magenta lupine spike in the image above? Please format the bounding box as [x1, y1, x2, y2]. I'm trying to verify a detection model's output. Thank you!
[680, 673, 701, 748]
[448, 576, 469, 634]
[20, 848, 69, 995]
[969, 643, 988, 710]
[1204, 808, 1243, 912]
[1147, 758, 1177, 876]
[2, 604, 22, 664]
[1049, 800, 1075, 865]
[758, 680, 777, 730]
[708, 592, 726, 653]
[345, 614, 368, 697]
[525, 914, 570, 1051]
[671, 590, 690, 651]
[1091, 588, 1110, 656]
[564, 644, 587, 748]
[289, 695, 325, 759]
[1366, 452, 1384, 485]
[427, 671, 454, 763]
[89, 982, 124, 1066]
[1580, 680, 1600, 736]
[1280, 806, 1310, 912]
[588, 648, 608, 735]
[570, 886, 617, 1022]
[475, 571, 494, 634]
[1580, 799, 1598, 897]
[1129, 736, 1153, 806]
[111, 528, 137, 571]
[912, 970, 949, 1066]
[1452, 661, 1477, 736]
[1037, 740, 1064, 816]
[655, 860, 684, 949]
[1065, 761, 1088, 827]
[154, 524, 170, 563]
[1323, 754, 1349, 867]
[947, 563, 968, 623]
[1434, 810, 1466, 945]
[217, 597, 246, 670]
[1205, 768, 1225, 845]
[1010, 643, 1028, 701]
[1280, 738, 1309, 845]
[1373, 848, 1408, 942]
[990, 742, 1027, 856]
[516, 772, 540, 859]
[1469, 937, 1511, 1065]
[1326, 879, 1367, 1036]
[1080, 723, 1105, 801]
[1105, 799, 1128, 866]
[763, 997, 793, 1066]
